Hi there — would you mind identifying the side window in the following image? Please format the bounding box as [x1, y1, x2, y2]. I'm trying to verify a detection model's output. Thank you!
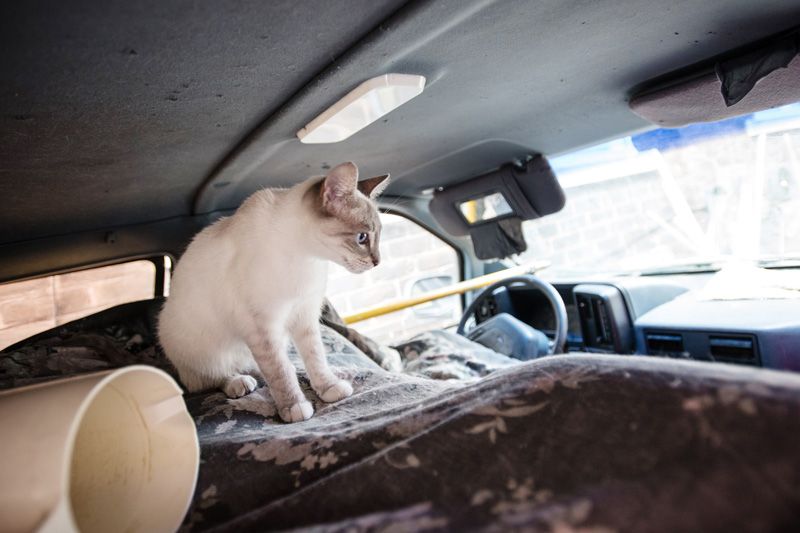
[0, 259, 162, 350]
[327, 213, 461, 344]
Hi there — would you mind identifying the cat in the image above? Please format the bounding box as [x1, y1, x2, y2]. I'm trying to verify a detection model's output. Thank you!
[158, 162, 389, 422]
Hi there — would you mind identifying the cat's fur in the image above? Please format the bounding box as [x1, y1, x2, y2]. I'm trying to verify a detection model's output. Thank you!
[158, 162, 389, 422]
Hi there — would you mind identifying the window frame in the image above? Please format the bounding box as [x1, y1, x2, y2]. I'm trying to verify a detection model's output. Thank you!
[0, 255, 169, 350]
[377, 207, 466, 291]
[327, 208, 467, 340]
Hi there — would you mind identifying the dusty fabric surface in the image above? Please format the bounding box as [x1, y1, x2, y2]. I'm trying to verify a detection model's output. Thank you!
[394, 329, 520, 380]
[320, 298, 519, 378]
[320, 299, 403, 372]
[2, 299, 800, 532]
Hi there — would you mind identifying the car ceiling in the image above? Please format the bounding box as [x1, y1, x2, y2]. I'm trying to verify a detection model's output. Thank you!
[2, 0, 800, 247]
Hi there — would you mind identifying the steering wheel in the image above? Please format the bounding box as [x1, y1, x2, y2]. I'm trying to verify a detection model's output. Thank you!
[456, 275, 568, 355]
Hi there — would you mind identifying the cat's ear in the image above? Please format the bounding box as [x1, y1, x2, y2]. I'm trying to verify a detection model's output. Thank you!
[322, 162, 359, 212]
[358, 174, 390, 199]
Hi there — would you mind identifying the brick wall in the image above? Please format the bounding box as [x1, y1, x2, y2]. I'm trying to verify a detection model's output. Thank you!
[520, 128, 800, 273]
[0, 261, 155, 349]
[327, 214, 460, 344]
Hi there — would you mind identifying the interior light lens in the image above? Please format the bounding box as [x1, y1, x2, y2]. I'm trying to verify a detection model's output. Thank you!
[297, 74, 426, 144]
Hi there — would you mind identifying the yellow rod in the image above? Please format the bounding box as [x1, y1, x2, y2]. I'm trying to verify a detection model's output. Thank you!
[342, 262, 547, 324]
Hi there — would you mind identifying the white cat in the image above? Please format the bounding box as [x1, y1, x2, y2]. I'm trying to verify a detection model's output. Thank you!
[158, 162, 388, 423]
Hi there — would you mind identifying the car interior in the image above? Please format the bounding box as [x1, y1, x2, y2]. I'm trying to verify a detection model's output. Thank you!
[2, 1, 800, 532]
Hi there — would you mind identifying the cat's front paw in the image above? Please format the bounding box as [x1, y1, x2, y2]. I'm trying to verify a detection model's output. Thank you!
[318, 380, 353, 403]
[278, 400, 314, 423]
[223, 375, 258, 398]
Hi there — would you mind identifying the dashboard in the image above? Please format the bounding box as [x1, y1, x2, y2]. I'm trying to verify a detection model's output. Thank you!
[504, 286, 582, 347]
[477, 270, 800, 372]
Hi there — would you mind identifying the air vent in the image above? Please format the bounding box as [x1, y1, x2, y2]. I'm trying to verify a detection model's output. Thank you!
[645, 332, 684, 356]
[574, 284, 634, 353]
[592, 298, 613, 345]
[709, 335, 756, 361]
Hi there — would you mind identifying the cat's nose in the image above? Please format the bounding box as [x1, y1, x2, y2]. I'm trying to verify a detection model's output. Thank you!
[371, 255, 380, 266]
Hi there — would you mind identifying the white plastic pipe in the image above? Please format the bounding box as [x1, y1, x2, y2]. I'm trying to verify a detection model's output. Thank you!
[0, 366, 199, 533]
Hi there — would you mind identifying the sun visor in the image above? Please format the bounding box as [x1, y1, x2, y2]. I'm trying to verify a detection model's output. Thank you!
[429, 156, 565, 259]
[631, 28, 800, 127]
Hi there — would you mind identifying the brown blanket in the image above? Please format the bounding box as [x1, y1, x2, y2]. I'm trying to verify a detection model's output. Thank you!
[2, 299, 799, 532]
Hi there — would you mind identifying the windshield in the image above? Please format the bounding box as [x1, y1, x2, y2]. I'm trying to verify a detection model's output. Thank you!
[520, 102, 800, 276]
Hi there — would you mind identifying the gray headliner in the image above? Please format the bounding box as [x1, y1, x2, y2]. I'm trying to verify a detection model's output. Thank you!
[0, 0, 408, 243]
[2, 0, 800, 250]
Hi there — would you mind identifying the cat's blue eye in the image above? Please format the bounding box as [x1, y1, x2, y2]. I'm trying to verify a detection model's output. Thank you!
[356, 232, 368, 245]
